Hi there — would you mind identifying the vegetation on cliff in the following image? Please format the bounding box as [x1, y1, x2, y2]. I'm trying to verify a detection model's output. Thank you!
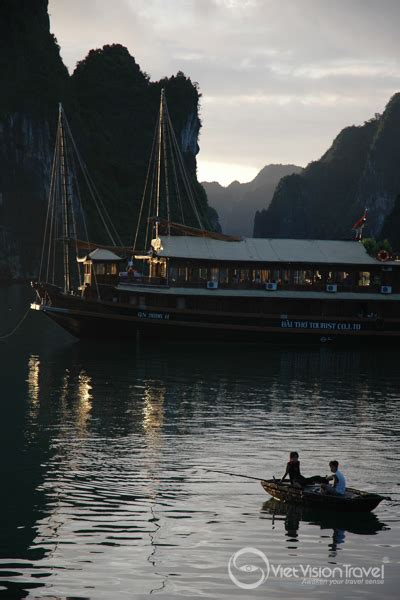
[0, 0, 68, 114]
[0, 2, 217, 278]
[254, 94, 400, 250]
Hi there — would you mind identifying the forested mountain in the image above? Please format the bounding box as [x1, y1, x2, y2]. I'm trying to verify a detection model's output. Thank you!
[0, 0, 217, 279]
[202, 164, 302, 237]
[254, 94, 400, 249]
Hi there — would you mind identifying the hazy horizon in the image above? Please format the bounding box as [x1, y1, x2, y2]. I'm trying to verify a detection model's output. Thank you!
[49, 0, 400, 185]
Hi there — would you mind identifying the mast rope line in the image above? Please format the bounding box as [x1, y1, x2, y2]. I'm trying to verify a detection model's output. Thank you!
[0, 305, 32, 341]
[62, 110, 122, 247]
[133, 121, 158, 252]
[164, 102, 208, 231]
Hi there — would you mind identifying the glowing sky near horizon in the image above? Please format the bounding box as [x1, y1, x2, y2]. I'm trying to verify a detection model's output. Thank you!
[48, 0, 400, 186]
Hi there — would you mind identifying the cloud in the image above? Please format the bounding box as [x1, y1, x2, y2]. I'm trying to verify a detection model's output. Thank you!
[48, 0, 400, 183]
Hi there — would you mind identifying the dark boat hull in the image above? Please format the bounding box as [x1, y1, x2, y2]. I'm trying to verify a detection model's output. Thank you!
[261, 479, 386, 512]
[31, 295, 400, 345]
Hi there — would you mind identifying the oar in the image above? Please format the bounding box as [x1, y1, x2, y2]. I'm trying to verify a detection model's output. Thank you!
[203, 468, 268, 482]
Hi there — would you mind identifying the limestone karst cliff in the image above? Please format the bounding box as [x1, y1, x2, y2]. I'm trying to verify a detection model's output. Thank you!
[0, 1, 216, 279]
[203, 164, 302, 237]
[254, 94, 400, 249]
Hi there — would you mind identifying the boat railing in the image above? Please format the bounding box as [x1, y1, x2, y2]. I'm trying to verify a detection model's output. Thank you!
[119, 275, 392, 294]
[163, 281, 388, 293]
[119, 275, 168, 287]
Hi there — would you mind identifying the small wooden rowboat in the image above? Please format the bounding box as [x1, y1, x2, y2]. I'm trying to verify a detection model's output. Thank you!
[261, 479, 390, 513]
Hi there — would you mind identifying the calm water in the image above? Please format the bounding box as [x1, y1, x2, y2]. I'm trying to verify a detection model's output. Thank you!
[0, 284, 399, 599]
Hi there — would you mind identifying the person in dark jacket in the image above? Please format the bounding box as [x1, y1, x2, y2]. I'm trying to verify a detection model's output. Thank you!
[280, 451, 326, 486]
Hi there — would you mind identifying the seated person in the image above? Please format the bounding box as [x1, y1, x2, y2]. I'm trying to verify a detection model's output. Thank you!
[320, 460, 346, 496]
[280, 451, 325, 487]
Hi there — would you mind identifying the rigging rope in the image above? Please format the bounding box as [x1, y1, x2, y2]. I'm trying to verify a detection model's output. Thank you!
[62, 111, 122, 247]
[133, 122, 158, 251]
[163, 102, 206, 231]
[0, 306, 32, 341]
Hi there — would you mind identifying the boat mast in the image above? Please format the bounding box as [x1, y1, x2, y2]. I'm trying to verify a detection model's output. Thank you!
[155, 90, 164, 240]
[161, 92, 171, 235]
[58, 103, 71, 293]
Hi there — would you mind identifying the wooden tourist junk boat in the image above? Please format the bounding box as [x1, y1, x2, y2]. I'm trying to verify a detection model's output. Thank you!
[31, 92, 400, 344]
[261, 479, 390, 513]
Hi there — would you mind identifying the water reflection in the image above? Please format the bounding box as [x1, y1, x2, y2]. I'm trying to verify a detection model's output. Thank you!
[1, 289, 399, 599]
[261, 499, 389, 557]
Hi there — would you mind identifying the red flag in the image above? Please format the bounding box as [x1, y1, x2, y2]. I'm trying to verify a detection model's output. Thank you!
[352, 209, 368, 230]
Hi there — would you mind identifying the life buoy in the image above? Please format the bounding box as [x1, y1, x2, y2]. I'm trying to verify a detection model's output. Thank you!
[377, 249, 390, 262]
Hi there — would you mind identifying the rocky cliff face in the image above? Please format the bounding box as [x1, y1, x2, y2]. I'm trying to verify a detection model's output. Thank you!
[0, 114, 53, 278]
[254, 94, 400, 248]
[0, 0, 67, 278]
[354, 94, 400, 240]
[203, 164, 302, 237]
[0, 2, 214, 280]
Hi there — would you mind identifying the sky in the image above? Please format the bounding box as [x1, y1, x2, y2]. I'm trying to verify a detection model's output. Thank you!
[48, 0, 400, 185]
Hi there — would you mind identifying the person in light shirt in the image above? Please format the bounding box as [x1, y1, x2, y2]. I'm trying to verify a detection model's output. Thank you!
[321, 460, 346, 496]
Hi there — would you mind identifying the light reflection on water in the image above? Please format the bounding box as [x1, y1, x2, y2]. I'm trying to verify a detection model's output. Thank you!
[0, 285, 399, 599]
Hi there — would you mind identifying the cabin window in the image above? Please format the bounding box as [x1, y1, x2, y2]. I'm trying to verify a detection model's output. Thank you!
[260, 270, 270, 283]
[335, 271, 351, 285]
[178, 267, 187, 282]
[315, 270, 323, 283]
[199, 267, 208, 281]
[280, 270, 290, 285]
[210, 267, 219, 281]
[327, 271, 342, 284]
[219, 268, 229, 284]
[293, 270, 303, 284]
[296, 270, 313, 285]
[358, 272, 371, 287]
[104, 263, 118, 275]
[169, 266, 178, 282]
[139, 296, 146, 308]
[129, 295, 137, 305]
[189, 268, 197, 282]
[294, 270, 313, 285]
[95, 263, 105, 275]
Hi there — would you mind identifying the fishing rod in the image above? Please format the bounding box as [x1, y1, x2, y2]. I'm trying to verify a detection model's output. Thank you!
[203, 468, 267, 481]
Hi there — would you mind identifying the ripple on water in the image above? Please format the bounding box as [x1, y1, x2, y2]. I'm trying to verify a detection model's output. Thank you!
[0, 315, 399, 598]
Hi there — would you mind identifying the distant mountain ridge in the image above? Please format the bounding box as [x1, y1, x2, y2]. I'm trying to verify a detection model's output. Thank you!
[202, 164, 302, 237]
[254, 93, 400, 249]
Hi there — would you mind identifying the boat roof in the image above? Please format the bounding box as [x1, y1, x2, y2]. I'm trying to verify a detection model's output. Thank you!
[86, 248, 122, 262]
[151, 236, 396, 266]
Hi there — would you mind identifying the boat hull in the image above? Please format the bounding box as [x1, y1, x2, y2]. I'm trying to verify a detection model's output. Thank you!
[31, 300, 400, 345]
[30, 283, 400, 344]
[34, 305, 400, 346]
[261, 479, 386, 512]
